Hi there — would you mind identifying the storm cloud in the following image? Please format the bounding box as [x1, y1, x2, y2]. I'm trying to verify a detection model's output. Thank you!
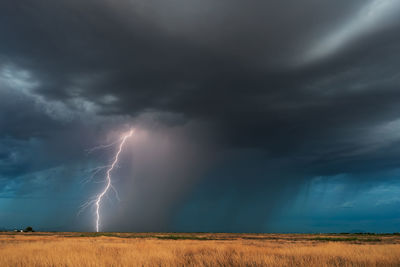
[1, 0, 400, 232]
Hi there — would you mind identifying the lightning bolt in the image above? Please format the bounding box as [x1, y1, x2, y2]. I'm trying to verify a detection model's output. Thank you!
[81, 129, 134, 232]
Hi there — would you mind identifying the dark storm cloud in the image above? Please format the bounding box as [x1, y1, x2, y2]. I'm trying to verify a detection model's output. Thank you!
[1, 0, 400, 231]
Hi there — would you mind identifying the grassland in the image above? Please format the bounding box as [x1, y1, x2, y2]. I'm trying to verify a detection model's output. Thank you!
[1, 232, 400, 266]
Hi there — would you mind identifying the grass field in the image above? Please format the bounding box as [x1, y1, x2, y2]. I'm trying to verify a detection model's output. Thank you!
[1, 232, 400, 266]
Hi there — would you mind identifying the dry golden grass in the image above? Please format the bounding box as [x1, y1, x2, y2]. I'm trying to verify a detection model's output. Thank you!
[1, 233, 400, 266]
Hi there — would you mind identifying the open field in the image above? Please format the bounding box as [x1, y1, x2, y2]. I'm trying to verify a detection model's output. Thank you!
[1, 232, 400, 266]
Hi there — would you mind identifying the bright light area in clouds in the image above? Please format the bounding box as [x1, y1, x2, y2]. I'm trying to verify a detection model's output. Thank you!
[300, 0, 400, 65]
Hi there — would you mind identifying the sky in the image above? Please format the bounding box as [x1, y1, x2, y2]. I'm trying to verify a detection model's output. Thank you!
[1, 0, 400, 233]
